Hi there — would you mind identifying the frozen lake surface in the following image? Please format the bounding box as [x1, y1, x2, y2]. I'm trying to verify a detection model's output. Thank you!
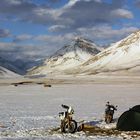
[0, 80, 140, 139]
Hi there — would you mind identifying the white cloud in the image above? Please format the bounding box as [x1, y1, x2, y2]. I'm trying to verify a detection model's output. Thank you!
[111, 9, 133, 19]
[0, 41, 51, 61]
[77, 25, 138, 44]
[0, 25, 139, 64]
[0, 0, 138, 61]
[0, 42, 15, 49]
[13, 34, 33, 42]
[48, 25, 67, 32]
[0, 0, 134, 32]
[35, 33, 75, 47]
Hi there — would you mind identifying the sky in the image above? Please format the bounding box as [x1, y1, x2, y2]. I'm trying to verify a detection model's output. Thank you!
[0, 0, 140, 62]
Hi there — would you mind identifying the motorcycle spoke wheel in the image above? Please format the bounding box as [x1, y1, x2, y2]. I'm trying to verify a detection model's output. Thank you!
[64, 120, 77, 133]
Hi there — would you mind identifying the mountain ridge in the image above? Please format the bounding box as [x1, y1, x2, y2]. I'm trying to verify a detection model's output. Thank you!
[75, 30, 140, 75]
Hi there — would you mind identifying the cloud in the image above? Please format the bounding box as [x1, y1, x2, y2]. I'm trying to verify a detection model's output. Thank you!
[0, 0, 134, 32]
[135, 0, 140, 8]
[0, 32, 76, 62]
[48, 25, 67, 32]
[111, 9, 133, 19]
[28, 25, 138, 48]
[93, 0, 102, 3]
[13, 34, 33, 42]
[0, 32, 76, 61]
[0, 0, 37, 14]
[0, 42, 51, 61]
[46, 0, 133, 33]
[0, 24, 138, 64]
[50, 0, 133, 32]
[35, 33, 76, 47]
[0, 0, 137, 62]
[0, 42, 15, 49]
[47, 0, 62, 3]
[0, 29, 10, 38]
[77, 25, 138, 44]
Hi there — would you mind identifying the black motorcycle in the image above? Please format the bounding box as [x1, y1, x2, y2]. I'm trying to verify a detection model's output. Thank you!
[59, 104, 77, 133]
[105, 102, 117, 124]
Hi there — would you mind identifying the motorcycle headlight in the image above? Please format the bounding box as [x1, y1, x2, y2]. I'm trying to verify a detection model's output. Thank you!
[71, 109, 74, 114]
[68, 107, 74, 114]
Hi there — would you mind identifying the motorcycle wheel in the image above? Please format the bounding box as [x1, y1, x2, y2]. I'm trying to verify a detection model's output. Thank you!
[105, 115, 112, 124]
[63, 120, 77, 133]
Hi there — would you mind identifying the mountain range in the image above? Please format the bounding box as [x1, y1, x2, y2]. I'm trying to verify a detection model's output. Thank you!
[78, 30, 140, 75]
[1, 31, 140, 77]
[28, 31, 140, 76]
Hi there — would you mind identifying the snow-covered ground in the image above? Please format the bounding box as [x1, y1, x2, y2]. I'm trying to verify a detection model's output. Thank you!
[0, 78, 140, 139]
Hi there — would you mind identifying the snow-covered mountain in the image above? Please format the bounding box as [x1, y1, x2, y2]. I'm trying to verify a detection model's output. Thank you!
[0, 56, 24, 74]
[0, 55, 45, 75]
[28, 37, 101, 75]
[0, 56, 21, 77]
[28, 31, 140, 76]
[74, 30, 140, 75]
[0, 66, 19, 78]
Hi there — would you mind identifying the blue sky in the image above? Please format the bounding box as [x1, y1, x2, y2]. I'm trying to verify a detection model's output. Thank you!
[0, 0, 140, 61]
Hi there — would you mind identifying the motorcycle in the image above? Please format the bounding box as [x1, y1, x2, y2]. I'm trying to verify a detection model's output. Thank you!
[105, 102, 117, 124]
[59, 104, 77, 133]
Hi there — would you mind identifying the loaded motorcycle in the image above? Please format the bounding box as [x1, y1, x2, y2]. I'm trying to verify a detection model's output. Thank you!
[105, 102, 117, 124]
[59, 104, 77, 133]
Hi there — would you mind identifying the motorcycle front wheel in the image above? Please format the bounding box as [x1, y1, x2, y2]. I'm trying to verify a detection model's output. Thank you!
[63, 120, 77, 133]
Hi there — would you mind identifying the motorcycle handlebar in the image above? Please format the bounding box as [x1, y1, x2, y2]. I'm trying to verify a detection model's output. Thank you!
[61, 104, 69, 109]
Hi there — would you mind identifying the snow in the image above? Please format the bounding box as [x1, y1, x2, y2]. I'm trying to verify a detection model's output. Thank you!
[28, 31, 140, 76]
[0, 56, 24, 74]
[0, 77, 140, 139]
[0, 66, 19, 78]
[80, 31, 140, 74]
[28, 38, 100, 75]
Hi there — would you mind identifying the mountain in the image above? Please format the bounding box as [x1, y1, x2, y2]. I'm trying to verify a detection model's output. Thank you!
[28, 37, 101, 75]
[74, 30, 140, 75]
[0, 66, 19, 78]
[0, 56, 24, 74]
[29, 31, 140, 76]
[0, 55, 45, 75]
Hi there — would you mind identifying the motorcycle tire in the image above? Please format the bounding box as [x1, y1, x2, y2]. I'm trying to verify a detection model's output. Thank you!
[105, 115, 113, 124]
[63, 120, 77, 133]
